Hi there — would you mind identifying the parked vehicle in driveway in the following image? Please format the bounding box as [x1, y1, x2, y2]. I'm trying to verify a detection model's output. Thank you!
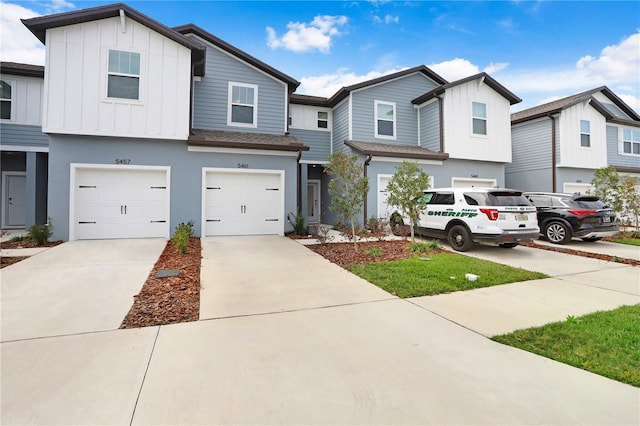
[523, 192, 619, 244]
[390, 187, 539, 251]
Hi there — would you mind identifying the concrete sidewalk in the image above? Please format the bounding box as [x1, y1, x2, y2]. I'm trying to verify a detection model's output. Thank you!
[533, 238, 640, 261]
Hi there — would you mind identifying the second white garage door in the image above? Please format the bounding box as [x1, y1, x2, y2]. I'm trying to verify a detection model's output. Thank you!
[72, 165, 170, 240]
[203, 169, 284, 236]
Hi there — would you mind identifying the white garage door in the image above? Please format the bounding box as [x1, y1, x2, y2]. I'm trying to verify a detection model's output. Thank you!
[563, 182, 593, 194]
[378, 174, 434, 219]
[451, 177, 496, 188]
[72, 166, 169, 240]
[203, 169, 283, 236]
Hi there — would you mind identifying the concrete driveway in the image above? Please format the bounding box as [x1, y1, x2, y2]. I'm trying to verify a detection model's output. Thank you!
[0, 239, 166, 341]
[2, 236, 639, 425]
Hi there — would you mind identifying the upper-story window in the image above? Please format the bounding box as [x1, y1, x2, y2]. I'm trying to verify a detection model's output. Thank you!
[107, 50, 140, 100]
[472, 102, 487, 135]
[228, 82, 257, 127]
[622, 128, 640, 155]
[317, 111, 328, 129]
[0, 79, 13, 120]
[580, 120, 591, 147]
[375, 100, 395, 139]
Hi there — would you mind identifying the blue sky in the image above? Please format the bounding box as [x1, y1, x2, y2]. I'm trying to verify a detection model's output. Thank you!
[2, 0, 639, 112]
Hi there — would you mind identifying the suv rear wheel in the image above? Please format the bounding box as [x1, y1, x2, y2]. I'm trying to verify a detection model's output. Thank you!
[447, 225, 473, 252]
[544, 221, 571, 244]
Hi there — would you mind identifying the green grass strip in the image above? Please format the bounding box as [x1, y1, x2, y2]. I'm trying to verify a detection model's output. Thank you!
[348, 253, 548, 298]
[492, 305, 640, 387]
[611, 237, 640, 247]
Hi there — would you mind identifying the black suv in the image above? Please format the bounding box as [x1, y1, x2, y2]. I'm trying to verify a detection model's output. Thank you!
[523, 192, 619, 244]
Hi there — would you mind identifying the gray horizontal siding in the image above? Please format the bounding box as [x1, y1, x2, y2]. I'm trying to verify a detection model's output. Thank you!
[351, 73, 438, 146]
[507, 119, 552, 173]
[332, 100, 350, 153]
[607, 125, 640, 168]
[192, 42, 286, 134]
[420, 101, 439, 152]
[0, 123, 48, 148]
[289, 128, 331, 162]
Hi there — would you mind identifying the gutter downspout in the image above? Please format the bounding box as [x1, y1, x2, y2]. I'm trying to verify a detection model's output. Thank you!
[438, 97, 444, 152]
[549, 114, 557, 192]
[297, 150, 302, 214]
[363, 154, 373, 225]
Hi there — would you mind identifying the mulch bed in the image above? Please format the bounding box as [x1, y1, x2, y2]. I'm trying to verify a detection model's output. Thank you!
[0, 240, 63, 249]
[120, 237, 201, 329]
[306, 239, 418, 266]
[521, 242, 640, 267]
[0, 256, 30, 268]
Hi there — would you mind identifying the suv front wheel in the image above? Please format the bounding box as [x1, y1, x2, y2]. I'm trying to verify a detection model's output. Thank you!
[544, 221, 572, 244]
[447, 224, 474, 252]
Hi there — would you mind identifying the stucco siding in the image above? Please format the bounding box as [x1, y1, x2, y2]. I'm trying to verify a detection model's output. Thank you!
[505, 168, 554, 192]
[191, 36, 287, 134]
[289, 129, 331, 163]
[47, 135, 299, 240]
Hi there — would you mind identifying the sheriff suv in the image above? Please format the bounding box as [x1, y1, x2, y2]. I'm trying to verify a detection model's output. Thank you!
[523, 192, 619, 244]
[391, 187, 539, 252]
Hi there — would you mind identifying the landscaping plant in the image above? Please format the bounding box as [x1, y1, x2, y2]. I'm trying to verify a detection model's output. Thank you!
[27, 222, 53, 246]
[324, 152, 369, 252]
[591, 166, 640, 229]
[385, 161, 430, 242]
[172, 220, 194, 254]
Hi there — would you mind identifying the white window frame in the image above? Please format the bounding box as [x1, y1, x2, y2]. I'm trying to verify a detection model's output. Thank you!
[580, 119, 591, 148]
[621, 128, 640, 156]
[374, 100, 396, 140]
[0, 79, 15, 121]
[317, 111, 329, 129]
[227, 82, 258, 128]
[106, 49, 142, 102]
[471, 102, 487, 136]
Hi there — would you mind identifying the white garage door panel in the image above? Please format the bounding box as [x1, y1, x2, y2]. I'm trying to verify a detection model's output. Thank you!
[74, 168, 169, 240]
[451, 178, 496, 188]
[204, 170, 283, 236]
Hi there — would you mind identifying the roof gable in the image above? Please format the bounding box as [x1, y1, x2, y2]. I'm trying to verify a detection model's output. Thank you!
[174, 24, 300, 93]
[411, 72, 521, 106]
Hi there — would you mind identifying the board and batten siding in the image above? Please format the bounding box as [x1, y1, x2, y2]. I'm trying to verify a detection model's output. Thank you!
[0, 74, 43, 125]
[332, 99, 350, 153]
[607, 124, 640, 169]
[289, 129, 331, 163]
[190, 35, 287, 135]
[43, 16, 192, 140]
[506, 118, 552, 174]
[442, 79, 512, 162]
[0, 124, 48, 149]
[350, 73, 438, 145]
[557, 103, 607, 169]
[419, 100, 440, 152]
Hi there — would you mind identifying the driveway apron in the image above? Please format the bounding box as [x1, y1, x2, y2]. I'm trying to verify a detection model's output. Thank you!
[199, 236, 394, 319]
[0, 239, 166, 341]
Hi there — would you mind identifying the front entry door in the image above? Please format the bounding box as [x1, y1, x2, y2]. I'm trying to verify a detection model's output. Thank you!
[307, 180, 320, 224]
[3, 173, 26, 228]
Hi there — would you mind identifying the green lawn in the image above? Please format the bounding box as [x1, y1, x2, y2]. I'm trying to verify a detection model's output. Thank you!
[611, 237, 640, 247]
[348, 253, 548, 298]
[492, 305, 640, 387]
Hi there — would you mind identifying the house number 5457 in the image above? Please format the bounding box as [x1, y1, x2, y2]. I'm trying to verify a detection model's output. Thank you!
[115, 159, 131, 165]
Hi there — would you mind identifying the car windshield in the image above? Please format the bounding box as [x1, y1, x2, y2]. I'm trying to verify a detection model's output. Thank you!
[464, 191, 531, 207]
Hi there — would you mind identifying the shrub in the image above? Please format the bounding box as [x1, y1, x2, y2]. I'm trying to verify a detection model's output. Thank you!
[368, 216, 389, 241]
[288, 210, 307, 236]
[172, 220, 194, 254]
[366, 247, 382, 257]
[27, 222, 53, 246]
[405, 241, 432, 254]
[317, 224, 335, 245]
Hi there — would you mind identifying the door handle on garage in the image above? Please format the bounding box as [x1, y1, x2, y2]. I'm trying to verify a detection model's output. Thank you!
[121, 205, 127, 214]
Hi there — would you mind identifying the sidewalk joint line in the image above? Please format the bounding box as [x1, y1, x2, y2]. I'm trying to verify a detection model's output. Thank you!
[129, 326, 160, 426]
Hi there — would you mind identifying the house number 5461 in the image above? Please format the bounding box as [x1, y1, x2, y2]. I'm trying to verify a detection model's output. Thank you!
[237, 163, 249, 168]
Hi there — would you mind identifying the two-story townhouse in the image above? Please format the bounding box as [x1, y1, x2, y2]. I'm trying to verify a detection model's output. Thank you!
[0, 62, 48, 229]
[507, 87, 640, 194]
[290, 70, 520, 227]
[23, 3, 308, 241]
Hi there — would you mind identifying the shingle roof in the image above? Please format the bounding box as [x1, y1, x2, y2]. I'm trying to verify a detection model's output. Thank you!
[189, 129, 308, 152]
[290, 94, 329, 106]
[174, 24, 300, 92]
[411, 72, 521, 106]
[511, 86, 640, 124]
[21, 3, 206, 76]
[0, 62, 44, 78]
[345, 140, 449, 161]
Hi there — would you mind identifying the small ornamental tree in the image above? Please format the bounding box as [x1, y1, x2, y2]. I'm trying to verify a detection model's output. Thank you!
[620, 175, 640, 230]
[591, 166, 640, 229]
[324, 152, 369, 251]
[386, 161, 431, 242]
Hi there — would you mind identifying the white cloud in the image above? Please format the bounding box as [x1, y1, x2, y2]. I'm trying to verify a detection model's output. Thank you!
[46, 0, 74, 13]
[484, 62, 509, 74]
[428, 58, 479, 81]
[266, 15, 348, 53]
[298, 67, 408, 97]
[373, 14, 399, 24]
[0, 2, 45, 64]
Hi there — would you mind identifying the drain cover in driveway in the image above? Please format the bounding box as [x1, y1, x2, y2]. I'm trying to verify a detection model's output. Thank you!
[156, 269, 181, 278]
